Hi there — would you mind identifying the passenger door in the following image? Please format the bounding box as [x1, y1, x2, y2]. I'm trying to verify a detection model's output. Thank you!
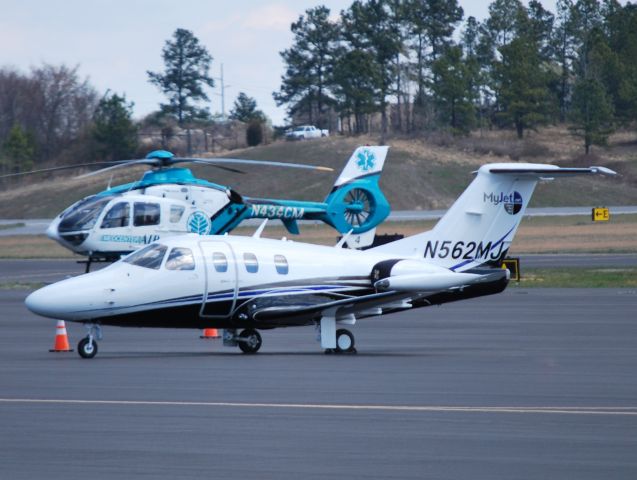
[198, 240, 238, 318]
[96, 201, 133, 251]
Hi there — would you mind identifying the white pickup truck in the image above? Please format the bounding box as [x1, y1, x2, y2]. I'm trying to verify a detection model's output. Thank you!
[285, 125, 329, 140]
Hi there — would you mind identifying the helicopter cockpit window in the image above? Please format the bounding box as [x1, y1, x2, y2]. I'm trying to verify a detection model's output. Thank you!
[123, 243, 167, 270]
[165, 247, 195, 271]
[58, 196, 114, 233]
[170, 205, 185, 223]
[134, 202, 161, 226]
[101, 202, 130, 229]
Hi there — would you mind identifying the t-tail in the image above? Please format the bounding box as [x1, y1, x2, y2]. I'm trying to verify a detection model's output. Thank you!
[372, 163, 616, 271]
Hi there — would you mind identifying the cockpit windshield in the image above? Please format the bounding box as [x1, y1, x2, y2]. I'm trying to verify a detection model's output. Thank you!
[58, 196, 114, 233]
[123, 243, 167, 270]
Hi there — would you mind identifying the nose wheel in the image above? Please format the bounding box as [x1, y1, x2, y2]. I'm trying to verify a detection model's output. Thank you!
[78, 337, 98, 359]
[78, 324, 101, 359]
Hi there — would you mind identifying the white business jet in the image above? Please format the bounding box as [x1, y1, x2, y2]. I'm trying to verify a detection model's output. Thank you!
[26, 163, 615, 358]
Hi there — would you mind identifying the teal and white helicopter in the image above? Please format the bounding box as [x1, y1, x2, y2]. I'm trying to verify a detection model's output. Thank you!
[25, 146, 390, 269]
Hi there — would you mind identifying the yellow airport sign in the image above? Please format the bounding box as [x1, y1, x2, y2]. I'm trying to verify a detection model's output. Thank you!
[501, 257, 520, 282]
[592, 207, 610, 222]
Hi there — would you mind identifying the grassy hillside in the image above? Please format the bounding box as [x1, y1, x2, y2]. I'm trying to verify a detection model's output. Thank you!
[1, 126, 636, 218]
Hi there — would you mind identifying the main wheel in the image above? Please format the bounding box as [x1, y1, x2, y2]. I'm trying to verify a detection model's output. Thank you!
[335, 329, 356, 353]
[78, 337, 98, 359]
[238, 329, 262, 354]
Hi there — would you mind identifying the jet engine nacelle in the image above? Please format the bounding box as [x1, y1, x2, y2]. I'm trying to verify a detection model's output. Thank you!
[371, 259, 480, 291]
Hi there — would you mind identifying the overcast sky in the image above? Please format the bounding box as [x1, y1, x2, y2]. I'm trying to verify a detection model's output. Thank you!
[1, 0, 556, 125]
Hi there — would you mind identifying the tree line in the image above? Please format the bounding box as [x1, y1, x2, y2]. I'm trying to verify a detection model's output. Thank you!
[2, 1, 635, 176]
[0, 28, 267, 176]
[274, 0, 637, 151]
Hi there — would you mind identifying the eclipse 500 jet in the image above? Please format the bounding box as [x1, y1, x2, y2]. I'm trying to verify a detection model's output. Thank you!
[4, 146, 390, 268]
[26, 162, 615, 358]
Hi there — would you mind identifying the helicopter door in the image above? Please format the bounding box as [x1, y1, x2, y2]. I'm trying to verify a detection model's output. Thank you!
[97, 201, 133, 251]
[198, 240, 238, 318]
[131, 201, 162, 246]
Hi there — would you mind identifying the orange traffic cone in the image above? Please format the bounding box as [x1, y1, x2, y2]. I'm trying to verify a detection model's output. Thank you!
[200, 328, 220, 339]
[49, 320, 73, 352]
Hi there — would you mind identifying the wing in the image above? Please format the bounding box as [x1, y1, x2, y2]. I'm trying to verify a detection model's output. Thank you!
[252, 290, 414, 326]
[250, 269, 508, 327]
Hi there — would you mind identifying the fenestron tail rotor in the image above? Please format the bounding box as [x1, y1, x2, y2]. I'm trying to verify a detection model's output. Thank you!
[343, 188, 374, 228]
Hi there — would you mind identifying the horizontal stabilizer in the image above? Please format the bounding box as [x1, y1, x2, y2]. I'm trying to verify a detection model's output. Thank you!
[482, 165, 617, 176]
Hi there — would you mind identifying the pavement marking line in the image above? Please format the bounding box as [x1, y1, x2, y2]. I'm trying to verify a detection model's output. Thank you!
[1, 399, 637, 416]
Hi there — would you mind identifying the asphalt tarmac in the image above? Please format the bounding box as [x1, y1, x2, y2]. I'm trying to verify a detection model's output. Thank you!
[1, 285, 636, 479]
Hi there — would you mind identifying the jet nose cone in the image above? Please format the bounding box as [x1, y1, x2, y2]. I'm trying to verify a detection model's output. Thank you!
[25, 287, 55, 318]
[26, 283, 75, 319]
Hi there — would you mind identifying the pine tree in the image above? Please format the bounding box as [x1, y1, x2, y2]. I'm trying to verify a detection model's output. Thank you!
[147, 28, 214, 125]
[494, 36, 554, 138]
[331, 50, 381, 134]
[341, 0, 404, 142]
[229, 92, 265, 123]
[92, 93, 138, 161]
[551, 0, 578, 122]
[602, 2, 637, 123]
[431, 45, 476, 134]
[2, 124, 35, 173]
[403, 0, 463, 129]
[569, 77, 614, 153]
[274, 6, 339, 127]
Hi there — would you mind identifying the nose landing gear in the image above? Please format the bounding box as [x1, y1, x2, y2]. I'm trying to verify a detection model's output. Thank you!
[78, 324, 102, 359]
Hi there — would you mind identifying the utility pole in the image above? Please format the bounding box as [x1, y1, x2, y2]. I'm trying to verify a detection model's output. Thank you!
[215, 63, 231, 121]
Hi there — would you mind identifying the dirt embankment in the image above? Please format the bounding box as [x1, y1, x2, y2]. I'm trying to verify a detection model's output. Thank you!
[1, 126, 635, 219]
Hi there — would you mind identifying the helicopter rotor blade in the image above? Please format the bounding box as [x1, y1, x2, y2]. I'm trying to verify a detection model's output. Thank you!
[184, 160, 246, 174]
[75, 160, 157, 179]
[172, 157, 334, 172]
[1, 150, 332, 182]
[0, 162, 122, 180]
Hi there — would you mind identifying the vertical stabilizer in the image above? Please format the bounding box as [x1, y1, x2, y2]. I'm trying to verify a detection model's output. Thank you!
[322, 146, 391, 237]
[372, 163, 615, 271]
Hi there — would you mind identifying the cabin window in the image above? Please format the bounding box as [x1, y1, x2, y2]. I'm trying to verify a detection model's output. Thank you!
[212, 252, 228, 273]
[274, 254, 288, 275]
[123, 243, 167, 270]
[170, 205, 185, 223]
[100, 202, 130, 229]
[133, 202, 161, 226]
[243, 252, 258, 273]
[165, 247, 195, 271]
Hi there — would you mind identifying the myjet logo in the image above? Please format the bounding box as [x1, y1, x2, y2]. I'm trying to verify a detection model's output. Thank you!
[483, 191, 523, 215]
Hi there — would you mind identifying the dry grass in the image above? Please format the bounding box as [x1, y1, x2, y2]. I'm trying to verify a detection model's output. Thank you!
[0, 235, 81, 259]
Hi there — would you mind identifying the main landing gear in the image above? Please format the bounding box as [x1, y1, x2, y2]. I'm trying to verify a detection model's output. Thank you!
[325, 329, 357, 354]
[238, 329, 262, 354]
[223, 328, 263, 354]
[78, 324, 102, 359]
